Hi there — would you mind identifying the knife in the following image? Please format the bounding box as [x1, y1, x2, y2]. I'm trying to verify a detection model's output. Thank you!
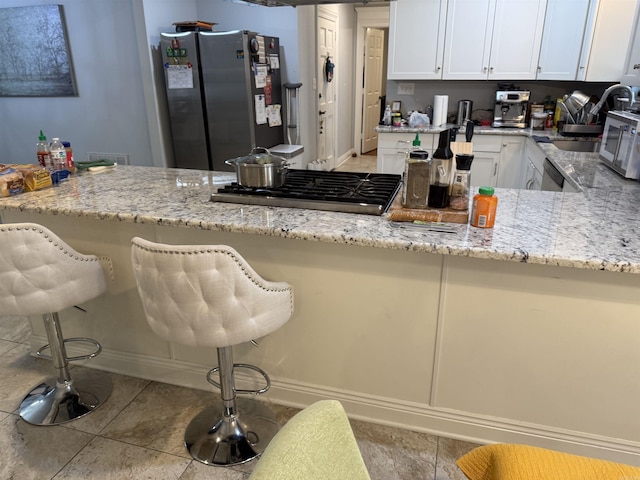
[465, 121, 474, 142]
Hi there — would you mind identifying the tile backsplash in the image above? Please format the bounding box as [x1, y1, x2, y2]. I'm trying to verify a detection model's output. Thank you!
[386, 79, 613, 123]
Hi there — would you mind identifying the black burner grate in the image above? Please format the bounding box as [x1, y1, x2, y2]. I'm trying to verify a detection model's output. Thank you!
[211, 169, 402, 215]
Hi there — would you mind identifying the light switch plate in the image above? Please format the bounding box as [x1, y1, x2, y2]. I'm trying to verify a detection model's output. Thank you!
[398, 83, 415, 95]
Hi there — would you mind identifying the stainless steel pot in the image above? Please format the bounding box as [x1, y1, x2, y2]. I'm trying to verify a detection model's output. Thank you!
[225, 147, 288, 188]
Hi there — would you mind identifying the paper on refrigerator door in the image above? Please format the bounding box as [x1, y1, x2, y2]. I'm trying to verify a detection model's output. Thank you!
[254, 65, 268, 88]
[166, 65, 193, 89]
[267, 104, 282, 127]
[255, 94, 267, 125]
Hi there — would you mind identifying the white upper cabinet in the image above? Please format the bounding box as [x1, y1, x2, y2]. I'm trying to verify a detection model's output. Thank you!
[387, 0, 447, 80]
[583, 0, 638, 81]
[441, 0, 494, 80]
[442, 0, 547, 80]
[621, 2, 640, 86]
[537, 0, 592, 80]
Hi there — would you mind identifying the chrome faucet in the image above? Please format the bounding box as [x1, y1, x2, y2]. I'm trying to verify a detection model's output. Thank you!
[589, 84, 636, 116]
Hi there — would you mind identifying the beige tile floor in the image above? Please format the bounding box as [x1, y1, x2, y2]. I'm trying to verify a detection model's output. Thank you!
[334, 153, 377, 173]
[0, 315, 480, 480]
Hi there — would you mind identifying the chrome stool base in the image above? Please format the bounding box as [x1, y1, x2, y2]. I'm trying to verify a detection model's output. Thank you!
[19, 369, 112, 426]
[185, 397, 279, 466]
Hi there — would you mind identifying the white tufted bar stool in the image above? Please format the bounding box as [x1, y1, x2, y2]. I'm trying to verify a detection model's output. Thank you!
[0, 223, 112, 425]
[130, 236, 294, 466]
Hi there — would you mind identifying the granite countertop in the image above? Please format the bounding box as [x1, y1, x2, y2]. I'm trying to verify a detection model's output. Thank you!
[1, 134, 640, 274]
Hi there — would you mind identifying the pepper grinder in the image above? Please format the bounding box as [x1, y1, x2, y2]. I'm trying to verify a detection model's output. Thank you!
[449, 154, 474, 211]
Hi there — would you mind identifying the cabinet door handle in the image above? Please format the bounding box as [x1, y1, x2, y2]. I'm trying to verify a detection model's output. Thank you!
[537, 66, 542, 72]
[493, 163, 498, 176]
[634, 63, 640, 70]
[490, 66, 494, 72]
[483, 66, 488, 73]
[437, 66, 441, 71]
[526, 179, 534, 190]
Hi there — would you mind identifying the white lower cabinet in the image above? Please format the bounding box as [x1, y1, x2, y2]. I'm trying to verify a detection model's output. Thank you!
[377, 132, 434, 174]
[521, 138, 546, 189]
[469, 152, 499, 187]
[378, 133, 526, 189]
[497, 137, 525, 188]
[522, 159, 543, 190]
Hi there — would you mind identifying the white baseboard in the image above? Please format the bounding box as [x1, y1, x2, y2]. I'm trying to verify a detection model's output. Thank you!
[33, 335, 640, 467]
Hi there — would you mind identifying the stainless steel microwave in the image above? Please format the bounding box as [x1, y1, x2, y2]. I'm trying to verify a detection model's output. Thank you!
[599, 110, 640, 179]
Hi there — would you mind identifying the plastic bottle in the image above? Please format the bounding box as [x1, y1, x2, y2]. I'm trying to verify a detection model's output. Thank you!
[36, 130, 51, 168]
[471, 186, 498, 228]
[49, 137, 69, 184]
[62, 141, 75, 174]
[383, 105, 392, 126]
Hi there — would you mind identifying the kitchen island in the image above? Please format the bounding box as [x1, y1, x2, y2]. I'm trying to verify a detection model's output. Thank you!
[1, 148, 639, 465]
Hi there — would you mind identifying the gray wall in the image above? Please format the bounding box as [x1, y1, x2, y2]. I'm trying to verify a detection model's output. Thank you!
[1, 0, 155, 166]
[1, 0, 301, 167]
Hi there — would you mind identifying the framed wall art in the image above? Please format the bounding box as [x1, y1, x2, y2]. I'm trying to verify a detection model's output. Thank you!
[0, 4, 77, 97]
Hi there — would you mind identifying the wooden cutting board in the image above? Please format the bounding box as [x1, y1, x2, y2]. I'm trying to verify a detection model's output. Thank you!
[386, 193, 469, 224]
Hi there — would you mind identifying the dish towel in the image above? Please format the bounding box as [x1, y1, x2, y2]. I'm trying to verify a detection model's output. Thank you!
[456, 444, 640, 480]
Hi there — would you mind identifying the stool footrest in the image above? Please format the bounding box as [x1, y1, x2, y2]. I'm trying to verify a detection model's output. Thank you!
[36, 337, 102, 362]
[206, 363, 271, 395]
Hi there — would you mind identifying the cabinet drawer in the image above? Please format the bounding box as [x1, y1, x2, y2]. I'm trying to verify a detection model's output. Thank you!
[378, 133, 419, 149]
[378, 133, 434, 151]
[469, 135, 502, 152]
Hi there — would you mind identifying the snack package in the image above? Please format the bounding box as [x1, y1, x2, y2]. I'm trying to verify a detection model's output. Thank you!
[9, 164, 52, 192]
[0, 165, 25, 197]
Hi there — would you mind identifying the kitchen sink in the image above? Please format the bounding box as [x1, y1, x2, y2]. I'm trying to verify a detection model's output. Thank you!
[552, 140, 601, 152]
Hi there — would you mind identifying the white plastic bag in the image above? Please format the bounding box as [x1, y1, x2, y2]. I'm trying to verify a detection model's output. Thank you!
[408, 111, 431, 128]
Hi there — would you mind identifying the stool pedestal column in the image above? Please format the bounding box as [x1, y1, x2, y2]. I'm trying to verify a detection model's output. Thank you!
[19, 312, 112, 426]
[184, 346, 279, 466]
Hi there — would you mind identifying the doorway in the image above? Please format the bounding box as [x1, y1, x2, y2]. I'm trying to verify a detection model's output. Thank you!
[362, 27, 385, 154]
[354, 7, 389, 158]
[316, 9, 337, 170]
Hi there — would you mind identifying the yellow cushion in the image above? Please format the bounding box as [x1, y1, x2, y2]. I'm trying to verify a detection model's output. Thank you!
[248, 400, 370, 480]
[457, 444, 640, 480]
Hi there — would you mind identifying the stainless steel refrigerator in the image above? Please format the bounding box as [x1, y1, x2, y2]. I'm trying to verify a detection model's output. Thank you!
[160, 30, 284, 171]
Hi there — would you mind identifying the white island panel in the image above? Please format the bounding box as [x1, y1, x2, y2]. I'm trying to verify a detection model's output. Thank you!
[435, 256, 640, 443]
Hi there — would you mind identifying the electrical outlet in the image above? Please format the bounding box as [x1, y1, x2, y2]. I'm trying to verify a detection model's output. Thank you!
[87, 152, 130, 165]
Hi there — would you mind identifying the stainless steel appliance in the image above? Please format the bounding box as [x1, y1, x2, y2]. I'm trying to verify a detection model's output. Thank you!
[161, 30, 284, 171]
[541, 158, 564, 191]
[457, 100, 473, 126]
[210, 170, 402, 215]
[599, 110, 640, 179]
[492, 90, 530, 128]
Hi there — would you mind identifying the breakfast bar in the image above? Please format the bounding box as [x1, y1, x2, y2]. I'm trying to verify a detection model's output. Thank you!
[1, 142, 639, 466]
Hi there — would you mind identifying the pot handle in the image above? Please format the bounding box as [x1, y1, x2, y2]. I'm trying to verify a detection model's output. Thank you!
[224, 159, 236, 166]
[251, 146, 271, 155]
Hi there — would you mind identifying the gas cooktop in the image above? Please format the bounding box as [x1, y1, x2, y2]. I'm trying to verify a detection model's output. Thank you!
[210, 169, 402, 215]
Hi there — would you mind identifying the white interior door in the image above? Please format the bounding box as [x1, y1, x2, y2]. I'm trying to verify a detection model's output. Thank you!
[362, 27, 385, 154]
[317, 13, 337, 170]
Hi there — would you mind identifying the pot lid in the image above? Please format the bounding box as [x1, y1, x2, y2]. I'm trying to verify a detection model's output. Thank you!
[231, 147, 287, 166]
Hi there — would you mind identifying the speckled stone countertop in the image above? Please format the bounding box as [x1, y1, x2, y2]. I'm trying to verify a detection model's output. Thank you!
[1, 130, 640, 274]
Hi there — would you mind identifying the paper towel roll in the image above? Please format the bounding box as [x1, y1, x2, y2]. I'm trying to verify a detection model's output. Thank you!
[433, 95, 449, 127]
